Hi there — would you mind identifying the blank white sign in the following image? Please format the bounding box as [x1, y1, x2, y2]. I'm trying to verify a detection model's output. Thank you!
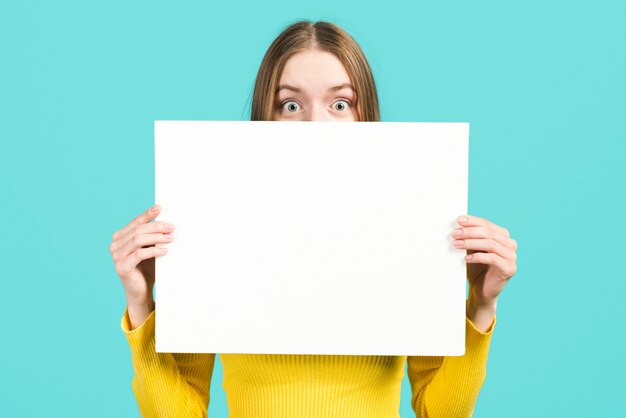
[154, 120, 469, 356]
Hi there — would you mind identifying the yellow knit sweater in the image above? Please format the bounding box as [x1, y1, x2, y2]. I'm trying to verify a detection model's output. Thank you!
[121, 300, 495, 418]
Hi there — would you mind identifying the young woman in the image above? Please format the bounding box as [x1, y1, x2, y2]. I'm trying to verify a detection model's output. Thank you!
[110, 20, 518, 418]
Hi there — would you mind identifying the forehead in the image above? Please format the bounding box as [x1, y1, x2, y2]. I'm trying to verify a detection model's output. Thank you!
[278, 49, 352, 90]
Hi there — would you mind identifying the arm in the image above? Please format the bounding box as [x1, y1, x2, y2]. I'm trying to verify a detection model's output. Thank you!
[121, 305, 216, 418]
[407, 299, 496, 418]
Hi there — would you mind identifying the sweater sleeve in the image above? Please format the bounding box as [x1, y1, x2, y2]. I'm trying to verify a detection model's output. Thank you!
[407, 300, 496, 418]
[121, 306, 217, 418]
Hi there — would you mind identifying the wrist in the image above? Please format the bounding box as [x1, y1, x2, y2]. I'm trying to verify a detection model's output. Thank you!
[468, 287, 497, 309]
[125, 289, 154, 305]
[126, 294, 155, 312]
[126, 298, 155, 331]
[466, 295, 497, 333]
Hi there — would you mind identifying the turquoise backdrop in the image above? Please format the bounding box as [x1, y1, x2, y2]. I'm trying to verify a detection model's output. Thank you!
[1, 0, 624, 417]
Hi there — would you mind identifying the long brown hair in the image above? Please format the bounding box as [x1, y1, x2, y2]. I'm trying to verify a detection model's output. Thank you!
[250, 21, 380, 122]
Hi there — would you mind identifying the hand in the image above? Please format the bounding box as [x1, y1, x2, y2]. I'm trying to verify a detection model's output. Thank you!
[109, 204, 175, 305]
[451, 214, 518, 306]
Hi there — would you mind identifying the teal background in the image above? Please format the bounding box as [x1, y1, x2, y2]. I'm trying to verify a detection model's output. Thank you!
[1, 0, 624, 416]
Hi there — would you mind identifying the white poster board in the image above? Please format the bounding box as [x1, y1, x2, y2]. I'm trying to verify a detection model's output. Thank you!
[154, 120, 469, 355]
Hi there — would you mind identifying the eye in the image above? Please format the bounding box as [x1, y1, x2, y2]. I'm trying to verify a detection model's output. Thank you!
[332, 99, 351, 112]
[282, 100, 301, 113]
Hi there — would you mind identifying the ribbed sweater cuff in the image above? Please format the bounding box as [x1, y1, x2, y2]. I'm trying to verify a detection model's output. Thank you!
[465, 314, 495, 357]
[120, 306, 156, 353]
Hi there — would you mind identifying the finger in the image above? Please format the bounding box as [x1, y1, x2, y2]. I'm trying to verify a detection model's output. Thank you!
[114, 227, 174, 262]
[112, 204, 161, 245]
[113, 219, 175, 254]
[457, 214, 511, 238]
[451, 226, 516, 249]
[453, 237, 516, 260]
[116, 246, 169, 277]
[465, 252, 517, 278]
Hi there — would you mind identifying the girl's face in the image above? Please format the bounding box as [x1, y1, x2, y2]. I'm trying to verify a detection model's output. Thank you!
[273, 48, 359, 121]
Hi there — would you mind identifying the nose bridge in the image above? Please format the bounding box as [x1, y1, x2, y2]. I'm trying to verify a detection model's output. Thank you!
[307, 101, 330, 121]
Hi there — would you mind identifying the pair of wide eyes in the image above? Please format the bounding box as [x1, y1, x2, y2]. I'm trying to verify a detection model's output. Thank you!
[281, 99, 351, 113]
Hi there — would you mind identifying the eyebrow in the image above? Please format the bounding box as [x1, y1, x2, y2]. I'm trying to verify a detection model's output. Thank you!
[276, 83, 355, 93]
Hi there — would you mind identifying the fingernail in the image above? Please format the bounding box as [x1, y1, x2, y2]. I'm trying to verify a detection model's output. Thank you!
[152, 205, 160, 212]
[458, 216, 468, 223]
[165, 223, 174, 230]
[452, 228, 462, 236]
[466, 254, 473, 260]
